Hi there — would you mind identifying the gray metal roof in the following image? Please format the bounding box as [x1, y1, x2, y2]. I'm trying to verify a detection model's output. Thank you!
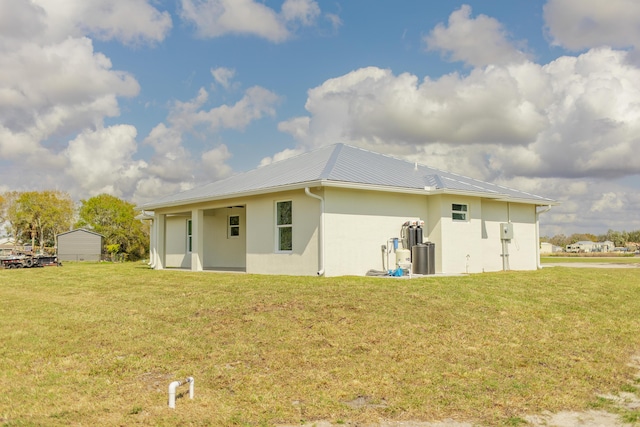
[141, 143, 554, 209]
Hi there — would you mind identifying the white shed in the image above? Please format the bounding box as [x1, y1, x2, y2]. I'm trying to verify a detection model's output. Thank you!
[57, 229, 104, 262]
[140, 144, 556, 276]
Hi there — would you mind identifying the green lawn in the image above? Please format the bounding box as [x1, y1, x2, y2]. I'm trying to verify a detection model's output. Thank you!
[1, 263, 639, 426]
[541, 256, 640, 264]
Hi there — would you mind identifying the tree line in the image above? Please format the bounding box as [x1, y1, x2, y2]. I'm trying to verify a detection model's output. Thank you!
[542, 229, 640, 249]
[0, 191, 149, 261]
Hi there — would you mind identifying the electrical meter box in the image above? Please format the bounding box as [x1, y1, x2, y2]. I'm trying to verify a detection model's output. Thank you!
[500, 223, 514, 240]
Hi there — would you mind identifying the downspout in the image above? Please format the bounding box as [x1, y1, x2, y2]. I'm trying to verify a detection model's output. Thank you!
[535, 205, 552, 269]
[305, 187, 325, 276]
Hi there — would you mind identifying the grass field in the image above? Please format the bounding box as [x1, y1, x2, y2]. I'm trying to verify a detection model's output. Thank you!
[1, 263, 639, 426]
[541, 256, 640, 264]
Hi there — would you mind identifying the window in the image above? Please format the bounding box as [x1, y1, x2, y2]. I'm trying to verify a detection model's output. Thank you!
[452, 203, 468, 221]
[186, 219, 192, 252]
[276, 200, 292, 251]
[228, 215, 240, 238]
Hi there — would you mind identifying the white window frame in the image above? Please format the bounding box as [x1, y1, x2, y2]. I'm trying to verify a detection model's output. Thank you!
[186, 219, 193, 252]
[275, 200, 293, 252]
[228, 215, 240, 239]
[452, 203, 468, 221]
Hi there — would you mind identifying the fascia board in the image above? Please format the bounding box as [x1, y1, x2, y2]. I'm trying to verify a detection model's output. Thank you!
[493, 196, 559, 205]
[141, 179, 558, 211]
[141, 181, 324, 211]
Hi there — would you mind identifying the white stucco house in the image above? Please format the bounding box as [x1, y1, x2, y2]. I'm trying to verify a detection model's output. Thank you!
[140, 144, 555, 277]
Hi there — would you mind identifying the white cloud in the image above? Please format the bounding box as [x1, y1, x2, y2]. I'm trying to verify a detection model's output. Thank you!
[281, 0, 320, 26]
[211, 67, 236, 89]
[290, 65, 546, 148]
[19, 0, 172, 45]
[0, 0, 46, 41]
[544, 0, 640, 51]
[63, 125, 146, 197]
[277, 45, 640, 234]
[425, 5, 529, 67]
[0, 37, 139, 141]
[201, 144, 233, 180]
[139, 85, 280, 199]
[591, 192, 624, 213]
[278, 116, 310, 141]
[0, 0, 169, 201]
[258, 147, 304, 167]
[282, 46, 640, 179]
[143, 123, 194, 183]
[179, 0, 321, 42]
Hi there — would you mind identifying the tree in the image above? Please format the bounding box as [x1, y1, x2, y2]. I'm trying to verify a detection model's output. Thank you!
[77, 194, 149, 260]
[603, 229, 628, 247]
[1, 192, 23, 244]
[567, 233, 597, 244]
[2, 191, 74, 251]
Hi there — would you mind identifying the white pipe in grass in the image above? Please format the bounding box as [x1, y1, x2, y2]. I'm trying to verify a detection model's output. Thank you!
[168, 377, 194, 408]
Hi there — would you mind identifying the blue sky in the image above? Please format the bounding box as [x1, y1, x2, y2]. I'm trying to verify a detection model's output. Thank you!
[2, 0, 640, 236]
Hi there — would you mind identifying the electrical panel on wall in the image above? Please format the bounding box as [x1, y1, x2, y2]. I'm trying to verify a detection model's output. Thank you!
[500, 223, 514, 240]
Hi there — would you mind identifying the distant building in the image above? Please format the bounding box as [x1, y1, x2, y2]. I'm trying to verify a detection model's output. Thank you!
[540, 242, 562, 254]
[0, 237, 19, 256]
[57, 229, 104, 262]
[566, 240, 615, 253]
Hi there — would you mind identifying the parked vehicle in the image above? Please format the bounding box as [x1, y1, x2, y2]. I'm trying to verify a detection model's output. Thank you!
[0, 254, 60, 269]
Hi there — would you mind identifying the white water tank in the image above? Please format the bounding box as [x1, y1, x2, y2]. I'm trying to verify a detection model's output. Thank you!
[396, 248, 411, 268]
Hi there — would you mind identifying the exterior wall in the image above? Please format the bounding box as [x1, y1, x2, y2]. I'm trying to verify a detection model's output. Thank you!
[479, 200, 510, 272]
[502, 203, 537, 270]
[323, 187, 429, 276]
[425, 195, 443, 273]
[427, 197, 538, 274]
[57, 230, 103, 262]
[436, 195, 485, 274]
[165, 215, 190, 268]
[204, 207, 246, 269]
[153, 188, 541, 276]
[479, 201, 537, 271]
[245, 190, 319, 275]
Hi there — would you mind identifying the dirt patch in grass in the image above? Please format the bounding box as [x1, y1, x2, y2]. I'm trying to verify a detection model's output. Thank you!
[280, 353, 640, 427]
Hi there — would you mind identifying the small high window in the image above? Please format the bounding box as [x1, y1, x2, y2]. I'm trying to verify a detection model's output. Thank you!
[228, 215, 240, 238]
[452, 203, 468, 221]
[276, 201, 292, 251]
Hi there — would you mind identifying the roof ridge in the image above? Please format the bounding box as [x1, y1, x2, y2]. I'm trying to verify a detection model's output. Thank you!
[319, 143, 344, 179]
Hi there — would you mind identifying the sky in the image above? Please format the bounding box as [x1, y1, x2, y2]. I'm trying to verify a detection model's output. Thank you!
[1, 0, 640, 237]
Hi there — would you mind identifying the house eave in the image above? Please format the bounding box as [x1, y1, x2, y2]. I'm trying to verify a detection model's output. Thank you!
[141, 178, 556, 212]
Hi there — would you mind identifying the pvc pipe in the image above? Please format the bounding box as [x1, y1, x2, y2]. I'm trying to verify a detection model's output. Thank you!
[168, 381, 180, 409]
[187, 376, 194, 399]
[305, 188, 325, 276]
[168, 377, 194, 409]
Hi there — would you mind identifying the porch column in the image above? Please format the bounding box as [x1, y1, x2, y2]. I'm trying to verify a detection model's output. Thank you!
[148, 217, 156, 268]
[155, 213, 165, 269]
[191, 209, 204, 271]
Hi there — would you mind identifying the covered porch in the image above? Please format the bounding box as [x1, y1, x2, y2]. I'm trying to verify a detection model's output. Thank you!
[150, 205, 247, 272]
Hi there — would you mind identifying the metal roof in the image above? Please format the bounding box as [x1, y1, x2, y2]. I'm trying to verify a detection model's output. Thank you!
[141, 143, 555, 209]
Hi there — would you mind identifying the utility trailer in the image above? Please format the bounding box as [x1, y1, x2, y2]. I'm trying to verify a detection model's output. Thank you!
[0, 254, 60, 269]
